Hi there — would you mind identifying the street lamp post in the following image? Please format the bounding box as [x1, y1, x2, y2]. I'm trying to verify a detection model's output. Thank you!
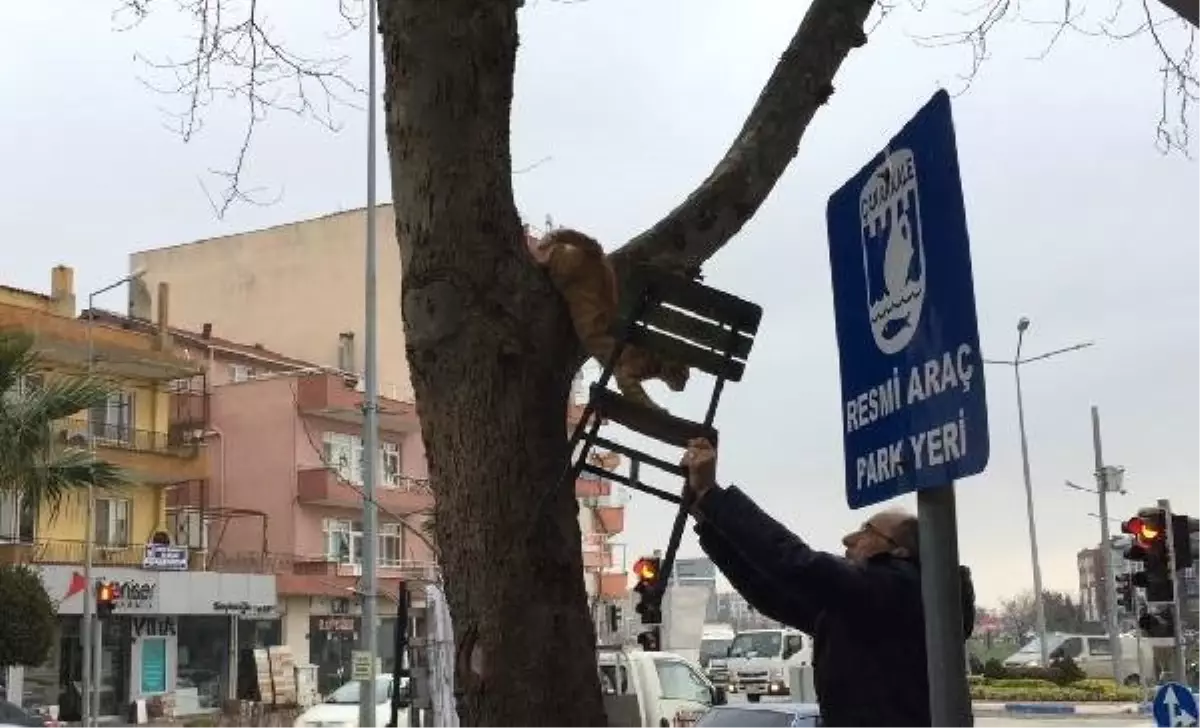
[358, 0, 381, 725]
[82, 268, 146, 727]
[984, 317, 1093, 667]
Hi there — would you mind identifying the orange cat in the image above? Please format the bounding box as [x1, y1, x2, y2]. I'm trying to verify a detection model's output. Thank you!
[532, 228, 689, 411]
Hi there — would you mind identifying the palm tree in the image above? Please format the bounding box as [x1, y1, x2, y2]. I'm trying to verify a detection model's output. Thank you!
[0, 331, 128, 516]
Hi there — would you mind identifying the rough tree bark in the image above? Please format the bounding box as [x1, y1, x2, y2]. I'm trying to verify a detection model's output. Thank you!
[380, 0, 875, 724]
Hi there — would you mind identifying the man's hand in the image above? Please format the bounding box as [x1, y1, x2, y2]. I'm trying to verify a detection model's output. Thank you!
[681, 438, 718, 503]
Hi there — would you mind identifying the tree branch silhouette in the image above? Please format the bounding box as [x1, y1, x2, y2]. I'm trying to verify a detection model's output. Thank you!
[117, 0, 367, 216]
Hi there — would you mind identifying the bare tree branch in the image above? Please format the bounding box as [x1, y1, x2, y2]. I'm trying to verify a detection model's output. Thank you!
[117, 0, 366, 217]
[910, 0, 1197, 154]
[609, 0, 877, 276]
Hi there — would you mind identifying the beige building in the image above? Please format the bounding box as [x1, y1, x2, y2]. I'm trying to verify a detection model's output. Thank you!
[129, 206, 413, 401]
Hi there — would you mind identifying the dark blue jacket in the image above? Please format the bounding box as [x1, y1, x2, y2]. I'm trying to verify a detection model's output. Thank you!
[695, 486, 976, 727]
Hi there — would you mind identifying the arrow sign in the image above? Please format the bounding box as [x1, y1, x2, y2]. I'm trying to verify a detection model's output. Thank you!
[1154, 682, 1198, 728]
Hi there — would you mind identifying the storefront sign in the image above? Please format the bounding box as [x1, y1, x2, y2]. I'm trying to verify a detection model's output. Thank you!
[315, 616, 357, 632]
[212, 600, 275, 616]
[141, 637, 168, 694]
[113, 579, 158, 609]
[41, 565, 277, 615]
[133, 616, 178, 637]
[142, 544, 189, 571]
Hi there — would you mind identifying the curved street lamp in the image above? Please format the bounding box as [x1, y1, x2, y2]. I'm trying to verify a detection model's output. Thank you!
[984, 317, 1094, 666]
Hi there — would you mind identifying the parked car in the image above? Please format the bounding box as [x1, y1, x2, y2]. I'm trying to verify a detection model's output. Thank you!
[293, 675, 408, 728]
[694, 702, 821, 727]
[0, 700, 59, 728]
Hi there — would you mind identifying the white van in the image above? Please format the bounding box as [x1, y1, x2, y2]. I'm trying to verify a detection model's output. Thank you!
[598, 647, 725, 727]
[1002, 632, 1152, 686]
[725, 628, 811, 703]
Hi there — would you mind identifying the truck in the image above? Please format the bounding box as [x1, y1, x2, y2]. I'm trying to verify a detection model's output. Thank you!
[698, 624, 736, 688]
[725, 627, 812, 702]
[598, 646, 726, 727]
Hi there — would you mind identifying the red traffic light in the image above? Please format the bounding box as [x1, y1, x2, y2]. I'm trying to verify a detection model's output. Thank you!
[1122, 517, 1161, 545]
[633, 558, 659, 584]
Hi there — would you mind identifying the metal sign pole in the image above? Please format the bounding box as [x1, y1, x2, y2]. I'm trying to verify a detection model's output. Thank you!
[1159, 498, 1187, 683]
[917, 484, 972, 727]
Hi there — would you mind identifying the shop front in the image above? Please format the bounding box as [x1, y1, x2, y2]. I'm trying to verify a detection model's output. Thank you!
[14, 566, 278, 719]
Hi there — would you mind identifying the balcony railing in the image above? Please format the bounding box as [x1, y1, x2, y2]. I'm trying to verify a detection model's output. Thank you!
[60, 420, 199, 458]
[0, 538, 204, 571]
[209, 550, 441, 581]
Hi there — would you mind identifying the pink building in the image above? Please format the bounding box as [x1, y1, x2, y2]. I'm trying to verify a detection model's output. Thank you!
[90, 311, 436, 694]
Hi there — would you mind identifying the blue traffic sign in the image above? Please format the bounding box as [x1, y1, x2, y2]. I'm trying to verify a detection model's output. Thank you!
[825, 90, 990, 509]
[1153, 682, 1198, 727]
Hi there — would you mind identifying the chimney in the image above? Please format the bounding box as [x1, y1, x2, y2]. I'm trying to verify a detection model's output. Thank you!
[201, 323, 212, 339]
[155, 282, 172, 351]
[338, 332, 356, 372]
[49, 265, 75, 316]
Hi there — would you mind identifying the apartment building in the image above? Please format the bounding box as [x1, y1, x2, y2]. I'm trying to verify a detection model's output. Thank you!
[0, 267, 276, 720]
[128, 211, 633, 641]
[88, 312, 438, 697]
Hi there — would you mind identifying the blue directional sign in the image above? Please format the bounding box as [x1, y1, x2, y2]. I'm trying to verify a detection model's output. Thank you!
[825, 90, 990, 509]
[1153, 682, 1198, 728]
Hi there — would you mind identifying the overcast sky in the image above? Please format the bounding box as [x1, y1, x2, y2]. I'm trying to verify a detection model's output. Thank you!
[3, 0, 1197, 608]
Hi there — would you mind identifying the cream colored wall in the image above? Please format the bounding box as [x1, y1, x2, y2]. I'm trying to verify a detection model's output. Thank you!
[130, 206, 413, 401]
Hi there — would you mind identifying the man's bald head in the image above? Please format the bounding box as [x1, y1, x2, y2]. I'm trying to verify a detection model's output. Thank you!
[843, 508, 920, 563]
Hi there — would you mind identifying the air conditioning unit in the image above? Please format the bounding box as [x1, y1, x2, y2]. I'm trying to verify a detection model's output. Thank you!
[337, 562, 363, 577]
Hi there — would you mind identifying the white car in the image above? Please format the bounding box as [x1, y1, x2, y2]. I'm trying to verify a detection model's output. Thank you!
[294, 674, 409, 728]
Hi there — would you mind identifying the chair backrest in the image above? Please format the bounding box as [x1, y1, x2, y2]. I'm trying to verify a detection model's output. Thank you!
[613, 265, 763, 382]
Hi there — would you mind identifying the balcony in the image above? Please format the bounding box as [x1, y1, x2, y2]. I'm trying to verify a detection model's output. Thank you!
[0, 538, 205, 571]
[58, 420, 207, 484]
[296, 373, 418, 434]
[575, 476, 611, 499]
[598, 571, 629, 600]
[296, 467, 434, 514]
[593, 505, 625, 535]
[0, 302, 200, 381]
[249, 553, 442, 597]
[582, 533, 615, 571]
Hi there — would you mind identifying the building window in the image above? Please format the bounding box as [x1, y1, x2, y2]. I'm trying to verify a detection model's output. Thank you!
[0, 491, 36, 543]
[382, 443, 401, 487]
[89, 392, 135, 443]
[95, 498, 131, 546]
[322, 433, 403, 488]
[379, 524, 403, 566]
[324, 518, 363, 564]
[229, 364, 258, 383]
[323, 433, 365, 485]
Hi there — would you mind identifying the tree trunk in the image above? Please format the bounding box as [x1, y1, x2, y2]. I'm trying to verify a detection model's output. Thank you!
[380, 1, 606, 725]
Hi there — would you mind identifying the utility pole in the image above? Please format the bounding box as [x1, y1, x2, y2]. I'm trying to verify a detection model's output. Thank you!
[358, 0, 381, 723]
[1091, 406, 1124, 684]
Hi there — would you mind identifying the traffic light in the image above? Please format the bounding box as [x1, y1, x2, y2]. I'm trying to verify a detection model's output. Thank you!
[1170, 514, 1198, 569]
[607, 604, 622, 633]
[633, 556, 663, 625]
[1124, 509, 1173, 603]
[1115, 572, 1136, 614]
[636, 625, 661, 652]
[96, 581, 117, 619]
[1138, 605, 1175, 639]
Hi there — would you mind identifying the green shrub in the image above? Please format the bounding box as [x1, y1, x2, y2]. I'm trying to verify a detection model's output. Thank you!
[970, 684, 1142, 703]
[982, 657, 1007, 679]
[1049, 654, 1086, 685]
[0, 564, 56, 669]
